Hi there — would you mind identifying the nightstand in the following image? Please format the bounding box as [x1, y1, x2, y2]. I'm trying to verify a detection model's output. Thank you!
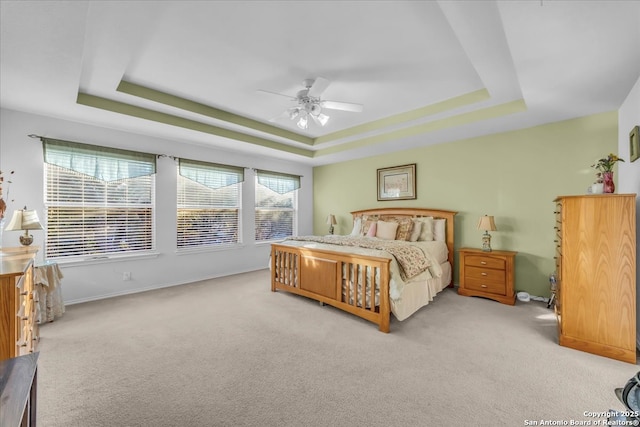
[458, 247, 517, 305]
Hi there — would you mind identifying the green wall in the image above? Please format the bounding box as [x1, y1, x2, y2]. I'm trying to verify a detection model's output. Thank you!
[313, 111, 619, 297]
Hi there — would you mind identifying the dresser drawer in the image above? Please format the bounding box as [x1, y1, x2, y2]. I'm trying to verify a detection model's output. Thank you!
[464, 255, 505, 270]
[465, 265, 506, 283]
[464, 277, 506, 295]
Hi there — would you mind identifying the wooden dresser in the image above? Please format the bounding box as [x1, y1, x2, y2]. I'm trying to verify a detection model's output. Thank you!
[554, 194, 637, 363]
[458, 248, 517, 305]
[0, 247, 39, 360]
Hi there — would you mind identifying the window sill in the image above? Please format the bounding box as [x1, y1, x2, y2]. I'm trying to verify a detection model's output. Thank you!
[175, 243, 245, 255]
[47, 251, 160, 268]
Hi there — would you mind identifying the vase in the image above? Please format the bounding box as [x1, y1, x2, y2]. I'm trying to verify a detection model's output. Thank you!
[591, 183, 604, 194]
[603, 171, 615, 193]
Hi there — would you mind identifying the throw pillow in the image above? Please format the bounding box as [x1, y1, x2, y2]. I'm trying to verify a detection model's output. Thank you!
[375, 220, 398, 240]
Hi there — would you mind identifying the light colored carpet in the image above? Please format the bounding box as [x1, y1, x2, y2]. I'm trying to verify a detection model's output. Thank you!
[37, 269, 639, 426]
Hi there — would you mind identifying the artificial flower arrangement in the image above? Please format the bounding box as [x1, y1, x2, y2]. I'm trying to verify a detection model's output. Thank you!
[591, 153, 624, 173]
[0, 169, 14, 220]
[590, 153, 624, 193]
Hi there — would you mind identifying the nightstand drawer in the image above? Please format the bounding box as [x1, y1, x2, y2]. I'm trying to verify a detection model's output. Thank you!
[464, 277, 506, 295]
[465, 266, 505, 283]
[464, 255, 505, 270]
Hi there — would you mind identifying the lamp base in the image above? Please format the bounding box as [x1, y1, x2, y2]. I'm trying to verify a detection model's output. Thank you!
[19, 234, 34, 246]
[481, 233, 492, 252]
[328, 225, 334, 235]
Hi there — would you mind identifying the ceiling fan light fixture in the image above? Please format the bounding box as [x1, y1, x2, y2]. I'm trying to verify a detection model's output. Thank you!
[261, 77, 361, 130]
[317, 113, 330, 126]
[297, 114, 308, 129]
[309, 103, 322, 115]
[288, 108, 300, 120]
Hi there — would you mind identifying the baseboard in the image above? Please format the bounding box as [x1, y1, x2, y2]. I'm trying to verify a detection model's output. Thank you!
[64, 267, 269, 305]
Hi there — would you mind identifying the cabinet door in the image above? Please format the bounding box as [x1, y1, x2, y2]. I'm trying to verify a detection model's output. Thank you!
[561, 196, 636, 351]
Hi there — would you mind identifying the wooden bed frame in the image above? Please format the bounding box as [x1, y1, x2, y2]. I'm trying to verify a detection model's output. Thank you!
[270, 207, 457, 332]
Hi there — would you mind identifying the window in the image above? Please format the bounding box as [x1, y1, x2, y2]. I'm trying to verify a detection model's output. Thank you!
[255, 170, 299, 242]
[177, 159, 243, 249]
[43, 138, 156, 260]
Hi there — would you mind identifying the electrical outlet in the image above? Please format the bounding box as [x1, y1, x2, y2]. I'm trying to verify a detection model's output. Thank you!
[123, 272, 131, 281]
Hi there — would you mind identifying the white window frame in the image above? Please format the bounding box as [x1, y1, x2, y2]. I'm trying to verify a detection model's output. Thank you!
[254, 170, 299, 243]
[176, 159, 243, 251]
[42, 138, 156, 262]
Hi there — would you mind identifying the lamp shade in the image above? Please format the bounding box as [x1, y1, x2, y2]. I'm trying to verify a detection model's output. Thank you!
[477, 215, 497, 232]
[4, 207, 44, 231]
[326, 214, 337, 226]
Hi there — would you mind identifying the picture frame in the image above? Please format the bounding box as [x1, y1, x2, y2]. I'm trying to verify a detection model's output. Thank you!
[377, 163, 416, 201]
[630, 125, 639, 163]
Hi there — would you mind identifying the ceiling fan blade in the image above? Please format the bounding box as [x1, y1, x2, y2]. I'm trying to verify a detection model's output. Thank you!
[307, 77, 330, 98]
[268, 109, 293, 122]
[257, 89, 296, 101]
[321, 100, 364, 113]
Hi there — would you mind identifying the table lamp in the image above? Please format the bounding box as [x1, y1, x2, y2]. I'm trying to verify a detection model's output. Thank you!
[4, 206, 43, 246]
[477, 215, 497, 252]
[326, 214, 337, 235]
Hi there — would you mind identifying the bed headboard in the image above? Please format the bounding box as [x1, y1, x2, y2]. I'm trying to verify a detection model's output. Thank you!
[350, 207, 458, 274]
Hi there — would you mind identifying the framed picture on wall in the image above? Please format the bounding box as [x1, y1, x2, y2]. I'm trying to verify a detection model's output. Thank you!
[630, 125, 639, 162]
[377, 163, 416, 201]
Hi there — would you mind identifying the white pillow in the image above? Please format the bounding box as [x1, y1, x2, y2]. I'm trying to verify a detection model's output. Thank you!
[417, 217, 434, 241]
[409, 220, 423, 242]
[376, 220, 398, 240]
[433, 219, 446, 242]
[350, 218, 362, 236]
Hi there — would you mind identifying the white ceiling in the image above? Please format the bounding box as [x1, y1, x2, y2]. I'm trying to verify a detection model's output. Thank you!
[1, 0, 639, 166]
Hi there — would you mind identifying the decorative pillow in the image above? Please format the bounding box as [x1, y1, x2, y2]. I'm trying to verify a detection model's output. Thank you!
[395, 217, 414, 241]
[433, 219, 446, 242]
[350, 218, 362, 236]
[409, 220, 423, 242]
[417, 217, 435, 241]
[375, 220, 398, 240]
[366, 221, 378, 237]
[360, 215, 378, 236]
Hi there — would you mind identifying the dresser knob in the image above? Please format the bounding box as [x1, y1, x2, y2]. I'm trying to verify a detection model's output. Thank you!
[481, 284, 488, 288]
[480, 261, 487, 265]
[481, 272, 488, 276]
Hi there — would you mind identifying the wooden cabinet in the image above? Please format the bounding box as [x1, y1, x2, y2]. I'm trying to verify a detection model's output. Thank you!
[0, 352, 39, 427]
[0, 247, 39, 360]
[458, 248, 517, 305]
[554, 194, 636, 364]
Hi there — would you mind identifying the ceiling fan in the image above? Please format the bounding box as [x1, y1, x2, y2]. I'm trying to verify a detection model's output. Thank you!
[259, 77, 363, 130]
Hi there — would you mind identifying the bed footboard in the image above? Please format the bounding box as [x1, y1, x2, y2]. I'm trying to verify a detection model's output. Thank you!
[271, 244, 392, 332]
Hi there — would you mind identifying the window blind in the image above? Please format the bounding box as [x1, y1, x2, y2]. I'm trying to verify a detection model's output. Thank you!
[255, 171, 298, 242]
[43, 139, 155, 260]
[177, 159, 243, 248]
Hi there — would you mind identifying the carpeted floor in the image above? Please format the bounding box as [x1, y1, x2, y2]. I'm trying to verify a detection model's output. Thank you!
[36, 269, 639, 426]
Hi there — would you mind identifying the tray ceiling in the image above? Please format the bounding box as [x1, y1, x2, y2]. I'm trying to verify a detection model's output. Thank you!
[1, 1, 639, 165]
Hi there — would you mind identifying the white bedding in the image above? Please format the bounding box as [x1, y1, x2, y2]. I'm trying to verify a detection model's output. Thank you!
[391, 261, 451, 321]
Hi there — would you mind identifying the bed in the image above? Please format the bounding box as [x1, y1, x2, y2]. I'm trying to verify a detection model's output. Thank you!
[270, 207, 457, 332]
